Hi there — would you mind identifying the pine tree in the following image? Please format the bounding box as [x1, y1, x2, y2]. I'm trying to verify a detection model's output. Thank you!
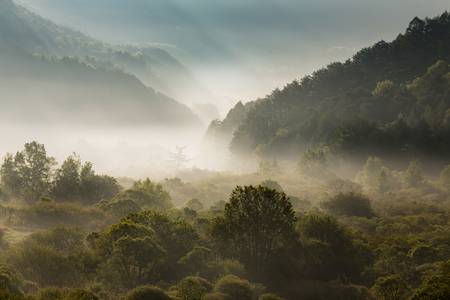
[403, 159, 425, 189]
[362, 156, 384, 189]
[165, 146, 191, 169]
[376, 167, 390, 194]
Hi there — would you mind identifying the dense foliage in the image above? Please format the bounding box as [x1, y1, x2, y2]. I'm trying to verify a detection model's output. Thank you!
[220, 13, 450, 172]
[1, 142, 450, 299]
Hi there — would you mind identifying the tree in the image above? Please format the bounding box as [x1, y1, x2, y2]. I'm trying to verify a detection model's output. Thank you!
[0, 141, 57, 204]
[122, 211, 200, 270]
[52, 152, 82, 202]
[362, 156, 384, 189]
[178, 246, 215, 274]
[411, 260, 450, 300]
[110, 236, 166, 289]
[125, 285, 172, 300]
[89, 220, 166, 289]
[257, 160, 285, 177]
[259, 179, 284, 192]
[320, 191, 375, 218]
[209, 185, 297, 273]
[323, 178, 362, 196]
[376, 167, 390, 194]
[296, 148, 335, 179]
[176, 277, 207, 300]
[213, 275, 254, 300]
[184, 198, 204, 211]
[371, 275, 411, 300]
[112, 178, 172, 211]
[403, 159, 425, 189]
[166, 146, 191, 169]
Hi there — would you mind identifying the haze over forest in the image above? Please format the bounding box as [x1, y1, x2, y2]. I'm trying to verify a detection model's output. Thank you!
[1, 0, 449, 177]
[5, 0, 450, 299]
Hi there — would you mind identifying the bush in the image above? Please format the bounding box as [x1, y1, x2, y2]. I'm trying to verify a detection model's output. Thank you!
[213, 275, 253, 300]
[125, 285, 172, 300]
[320, 191, 375, 218]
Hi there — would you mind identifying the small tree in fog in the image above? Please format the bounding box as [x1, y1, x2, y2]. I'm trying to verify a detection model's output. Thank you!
[165, 146, 191, 169]
[257, 159, 285, 177]
[296, 148, 335, 179]
[403, 159, 426, 189]
[324, 178, 362, 196]
[362, 156, 384, 189]
[376, 167, 390, 194]
[259, 179, 284, 192]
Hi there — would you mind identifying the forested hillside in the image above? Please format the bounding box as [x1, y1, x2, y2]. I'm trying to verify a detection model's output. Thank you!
[0, 0, 203, 101]
[0, 0, 202, 128]
[220, 12, 450, 173]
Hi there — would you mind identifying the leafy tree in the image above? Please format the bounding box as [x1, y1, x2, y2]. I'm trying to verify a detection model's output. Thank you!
[192, 217, 211, 235]
[176, 277, 207, 300]
[121, 211, 200, 272]
[323, 178, 362, 196]
[104, 199, 141, 218]
[209, 200, 226, 211]
[256, 160, 285, 177]
[362, 156, 384, 189]
[213, 275, 254, 300]
[259, 179, 284, 192]
[371, 275, 411, 300]
[10, 243, 71, 287]
[52, 152, 81, 202]
[0, 141, 57, 204]
[296, 148, 334, 179]
[184, 198, 204, 211]
[297, 214, 371, 280]
[402, 159, 426, 189]
[320, 191, 375, 218]
[125, 285, 172, 300]
[112, 178, 172, 211]
[372, 79, 398, 96]
[89, 220, 166, 289]
[110, 235, 166, 289]
[0, 266, 24, 295]
[411, 260, 450, 300]
[209, 185, 297, 273]
[178, 246, 215, 274]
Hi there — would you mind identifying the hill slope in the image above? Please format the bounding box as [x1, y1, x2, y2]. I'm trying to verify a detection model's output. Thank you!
[0, 0, 204, 101]
[0, 0, 202, 128]
[221, 12, 450, 169]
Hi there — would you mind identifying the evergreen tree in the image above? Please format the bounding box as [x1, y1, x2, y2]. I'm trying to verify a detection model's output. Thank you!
[376, 167, 390, 194]
[362, 156, 384, 189]
[403, 159, 425, 189]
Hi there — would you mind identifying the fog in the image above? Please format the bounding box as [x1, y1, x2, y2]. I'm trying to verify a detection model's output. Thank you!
[2, 0, 450, 179]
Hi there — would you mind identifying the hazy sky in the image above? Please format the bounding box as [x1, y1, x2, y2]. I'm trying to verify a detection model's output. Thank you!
[16, 0, 450, 104]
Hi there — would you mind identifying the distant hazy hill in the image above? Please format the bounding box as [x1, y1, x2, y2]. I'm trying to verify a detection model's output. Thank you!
[0, 0, 204, 100]
[0, 0, 202, 128]
[214, 12, 450, 166]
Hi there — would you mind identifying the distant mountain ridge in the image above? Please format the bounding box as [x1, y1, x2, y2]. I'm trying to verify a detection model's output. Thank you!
[0, 0, 202, 128]
[0, 0, 205, 101]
